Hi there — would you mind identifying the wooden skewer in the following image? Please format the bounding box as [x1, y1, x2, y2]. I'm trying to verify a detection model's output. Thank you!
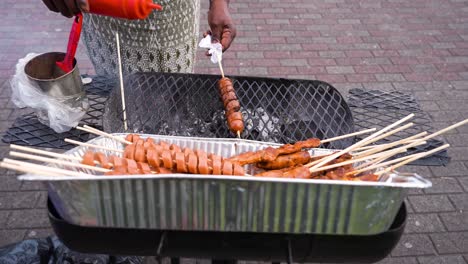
[216, 53, 225, 78]
[78, 125, 132, 145]
[9, 151, 111, 173]
[354, 122, 414, 149]
[353, 140, 427, 170]
[308, 146, 409, 174]
[355, 131, 428, 151]
[115, 32, 128, 131]
[2, 158, 92, 177]
[347, 143, 444, 176]
[321, 128, 376, 143]
[375, 144, 450, 176]
[0, 162, 64, 177]
[308, 113, 414, 170]
[421, 119, 468, 141]
[10, 144, 81, 161]
[64, 138, 124, 153]
[353, 131, 427, 158]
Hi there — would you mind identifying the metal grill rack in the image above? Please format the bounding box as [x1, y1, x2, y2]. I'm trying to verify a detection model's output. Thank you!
[348, 88, 449, 166]
[1, 74, 449, 165]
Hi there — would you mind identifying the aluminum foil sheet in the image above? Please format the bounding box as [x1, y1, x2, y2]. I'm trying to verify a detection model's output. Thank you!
[19, 134, 431, 235]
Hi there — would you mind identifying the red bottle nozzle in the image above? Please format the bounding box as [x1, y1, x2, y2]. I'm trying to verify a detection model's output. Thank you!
[148, 3, 163, 11]
[56, 13, 83, 73]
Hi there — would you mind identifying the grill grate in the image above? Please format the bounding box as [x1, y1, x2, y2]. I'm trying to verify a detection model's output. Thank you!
[348, 88, 449, 166]
[1, 76, 115, 149]
[1, 74, 450, 166]
[103, 73, 355, 150]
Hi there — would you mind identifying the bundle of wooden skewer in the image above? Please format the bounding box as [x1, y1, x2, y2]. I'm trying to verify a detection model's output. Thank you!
[1, 115, 466, 181]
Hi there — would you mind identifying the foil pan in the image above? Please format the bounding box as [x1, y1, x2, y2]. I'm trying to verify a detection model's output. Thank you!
[19, 134, 431, 235]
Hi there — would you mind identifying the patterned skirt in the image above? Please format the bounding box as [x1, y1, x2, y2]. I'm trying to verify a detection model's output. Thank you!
[82, 0, 200, 76]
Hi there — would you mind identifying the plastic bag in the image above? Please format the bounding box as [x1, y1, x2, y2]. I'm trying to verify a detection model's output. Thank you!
[0, 236, 143, 264]
[10, 53, 89, 133]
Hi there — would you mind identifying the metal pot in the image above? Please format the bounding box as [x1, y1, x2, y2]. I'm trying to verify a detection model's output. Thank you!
[24, 52, 84, 98]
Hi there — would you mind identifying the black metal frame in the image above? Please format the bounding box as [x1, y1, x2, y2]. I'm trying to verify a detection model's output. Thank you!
[48, 198, 407, 263]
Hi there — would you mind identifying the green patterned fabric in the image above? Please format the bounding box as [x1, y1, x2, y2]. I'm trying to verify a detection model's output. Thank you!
[82, 0, 200, 76]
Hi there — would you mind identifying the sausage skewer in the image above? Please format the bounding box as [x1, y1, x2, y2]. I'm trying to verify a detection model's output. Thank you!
[82, 139, 245, 176]
[218, 77, 244, 136]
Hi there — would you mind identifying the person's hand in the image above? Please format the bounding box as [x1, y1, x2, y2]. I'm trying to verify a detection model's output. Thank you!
[42, 0, 88, 18]
[206, 0, 236, 54]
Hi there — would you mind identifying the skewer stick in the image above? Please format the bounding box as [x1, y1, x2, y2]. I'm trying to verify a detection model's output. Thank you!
[115, 32, 128, 131]
[237, 131, 241, 139]
[420, 118, 468, 141]
[0, 162, 63, 177]
[353, 140, 427, 170]
[9, 151, 110, 173]
[348, 144, 445, 176]
[353, 131, 427, 158]
[78, 125, 132, 145]
[375, 144, 450, 176]
[321, 128, 376, 143]
[308, 113, 414, 170]
[354, 122, 414, 148]
[10, 144, 81, 161]
[64, 138, 124, 153]
[2, 158, 92, 177]
[308, 147, 409, 174]
[217, 54, 225, 78]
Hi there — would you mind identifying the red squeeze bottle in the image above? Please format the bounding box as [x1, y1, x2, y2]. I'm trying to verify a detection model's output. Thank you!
[87, 0, 163, 20]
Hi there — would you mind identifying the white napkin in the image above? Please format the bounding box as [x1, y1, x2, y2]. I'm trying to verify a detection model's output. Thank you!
[198, 35, 223, 64]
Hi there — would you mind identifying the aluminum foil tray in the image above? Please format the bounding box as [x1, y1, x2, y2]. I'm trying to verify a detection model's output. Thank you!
[19, 134, 431, 235]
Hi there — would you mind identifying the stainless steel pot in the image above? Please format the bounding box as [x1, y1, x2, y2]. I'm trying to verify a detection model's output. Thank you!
[24, 52, 84, 98]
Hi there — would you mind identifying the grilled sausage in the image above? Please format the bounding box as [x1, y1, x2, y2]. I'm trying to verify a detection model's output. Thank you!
[218, 77, 244, 135]
[256, 151, 311, 170]
[82, 151, 95, 166]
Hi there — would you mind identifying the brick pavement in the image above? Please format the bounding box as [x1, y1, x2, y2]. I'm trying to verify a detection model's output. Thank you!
[1, 0, 468, 263]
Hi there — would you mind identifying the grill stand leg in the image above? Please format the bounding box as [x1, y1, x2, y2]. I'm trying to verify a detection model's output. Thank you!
[286, 238, 293, 264]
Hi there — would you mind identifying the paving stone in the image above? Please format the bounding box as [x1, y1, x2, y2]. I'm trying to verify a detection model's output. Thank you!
[20, 179, 48, 191]
[0, 175, 22, 191]
[6, 209, 50, 228]
[405, 213, 446, 233]
[0, 192, 41, 209]
[459, 177, 468, 192]
[424, 177, 464, 194]
[25, 228, 53, 239]
[447, 147, 468, 162]
[440, 212, 468, 232]
[418, 255, 467, 264]
[326, 66, 354, 74]
[391, 234, 436, 257]
[35, 191, 48, 209]
[376, 257, 418, 264]
[0, 210, 10, 227]
[431, 232, 468, 254]
[445, 134, 468, 147]
[408, 195, 455, 213]
[0, 230, 26, 248]
[449, 193, 468, 210]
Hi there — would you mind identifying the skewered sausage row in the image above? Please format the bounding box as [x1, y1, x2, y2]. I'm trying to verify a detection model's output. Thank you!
[81, 138, 245, 176]
[218, 77, 244, 135]
[83, 134, 378, 181]
[228, 138, 321, 166]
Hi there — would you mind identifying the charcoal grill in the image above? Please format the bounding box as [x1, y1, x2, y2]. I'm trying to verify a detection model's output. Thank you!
[48, 198, 406, 263]
[41, 73, 407, 263]
[103, 73, 355, 149]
